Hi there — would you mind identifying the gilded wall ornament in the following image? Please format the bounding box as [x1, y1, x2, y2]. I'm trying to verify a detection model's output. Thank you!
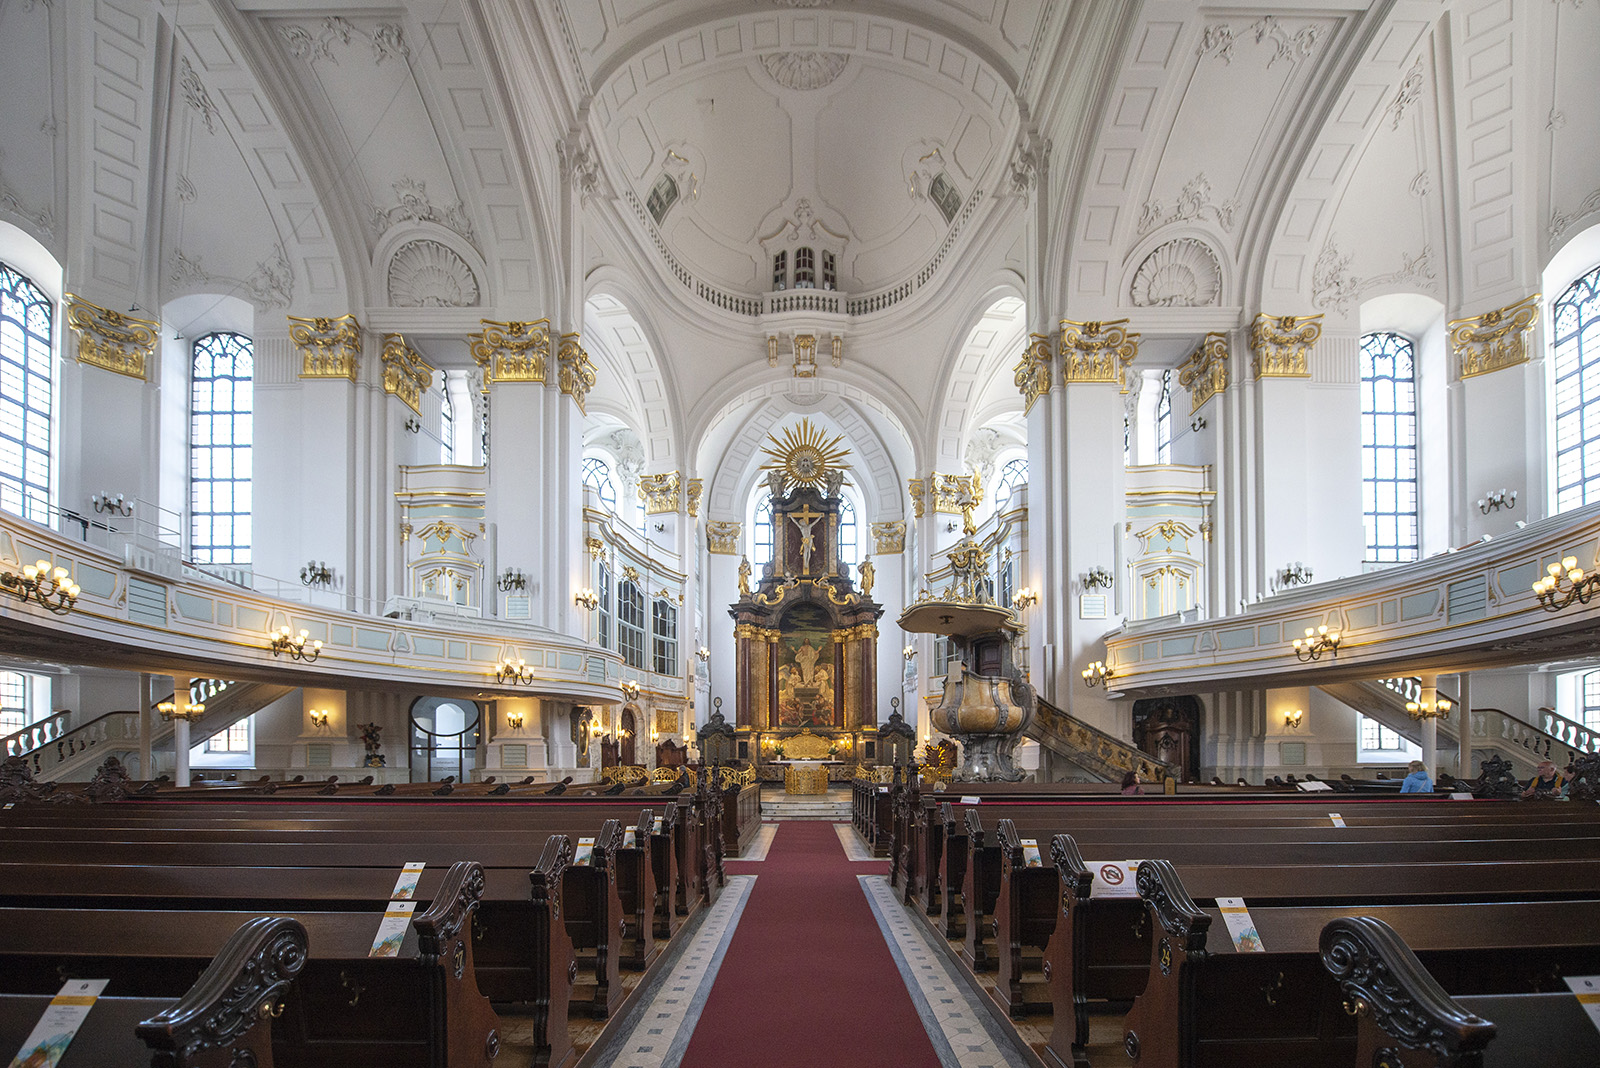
[707, 521, 742, 555]
[584, 536, 606, 558]
[1013, 332, 1053, 412]
[908, 478, 927, 519]
[1177, 333, 1229, 413]
[470, 318, 549, 386]
[930, 472, 981, 520]
[1248, 313, 1322, 379]
[759, 419, 851, 494]
[1129, 239, 1222, 308]
[1451, 295, 1540, 380]
[288, 314, 362, 380]
[686, 478, 704, 518]
[381, 333, 433, 414]
[792, 333, 818, 378]
[639, 472, 681, 515]
[65, 295, 157, 381]
[871, 521, 906, 555]
[557, 332, 596, 413]
[388, 239, 480, 308]
[1060, 318, 1140, 388]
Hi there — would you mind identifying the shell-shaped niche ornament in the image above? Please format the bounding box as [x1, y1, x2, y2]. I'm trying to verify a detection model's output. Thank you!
[1129, 238, 1222, 308]
[388, 239, 481, 308]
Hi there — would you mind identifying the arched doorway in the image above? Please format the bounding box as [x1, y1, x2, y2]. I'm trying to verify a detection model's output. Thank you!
[408, 697, 482, 782]
[620, 708, 638, 766]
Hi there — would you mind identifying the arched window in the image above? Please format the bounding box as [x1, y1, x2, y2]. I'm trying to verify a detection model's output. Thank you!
[583, 456, 618, 512]
[596, 561, 613, 650]
[652, 597, 679, 676]
[1156, 370, 1173, 464]
[1553, 265, 1600, 513]
[1581, 670, 1600, 732]
[794, 247, 815, 289]
[1360, 332, 1418, 562]
[994, 457, 1028, 510]
[0, 262, 53, 522]
[752, 493, 775, 570]
[617, 580, 646, 670]
[772, 251, 788, 291]
[191, 332, 253, 566]
[838, 496, 859, 567]
[440, 386, 455, 464]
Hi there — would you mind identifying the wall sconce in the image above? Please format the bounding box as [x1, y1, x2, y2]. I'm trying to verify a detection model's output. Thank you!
[1283, 708, 1303, 730]
[91, 492, 133, 517]
[2, 560, 81, 615]
[903, 644, 917, 661]
[1012, 586, 1040, 610]
[1404, 697, 1452, 720]
[1290, 625, 1341, 662]
[1478, 489, 1516, 514]
[505, 711, 525, 730]
[300, 561, 335, 589]
[404, 416, 422, 434]
[1190, 416, 1207, 433]
[1532, 556, 1600, 612]
[1082, 660, 1115, 688]
[270, 626, 323, 662]
[1081, 567, 1114, 591]
[621, 680, 641, 701]
[308, 710, 331, 729]
[157, 700, 205, 723]
[498, 568, 528, 592]
[696, 645, 710, 661]
[575, 587, 600, 610]
[1275, 562, 1314, 589]
[495, 658, 533, 685]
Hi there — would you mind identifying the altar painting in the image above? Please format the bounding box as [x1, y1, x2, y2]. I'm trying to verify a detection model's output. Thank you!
[776, 603, 834, 727]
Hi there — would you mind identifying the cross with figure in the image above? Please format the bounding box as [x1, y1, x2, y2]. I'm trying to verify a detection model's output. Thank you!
[789, 504, 826, 575]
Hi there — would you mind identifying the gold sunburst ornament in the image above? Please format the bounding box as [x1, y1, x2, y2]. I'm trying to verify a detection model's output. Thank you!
[759, 419, 852, 494]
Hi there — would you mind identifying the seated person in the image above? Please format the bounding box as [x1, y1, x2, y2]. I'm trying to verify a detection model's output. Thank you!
[1120, 770, 1142, 796]
[1522, 759, 1565, 798]
[1398, 759, 1433, 793]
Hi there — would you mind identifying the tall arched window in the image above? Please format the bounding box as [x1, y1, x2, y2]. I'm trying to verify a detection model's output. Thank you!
[838, 496, 859, 567]
[994, 457, 1028, 510]
[1360, 332, 1419, 563]
[1553, 265, 1600, 513]
[651, 597, 679, 676]
[191, 332, 253, 566]
[617, 579, 646, 670]
[439, 386, 455, 464]
[0, 262, 53, 523]
[1156, 370, 1174, 464]
[752, 493, 774, 570]
[583, 456, 618, 512]
[1581, 670, 1600, 732]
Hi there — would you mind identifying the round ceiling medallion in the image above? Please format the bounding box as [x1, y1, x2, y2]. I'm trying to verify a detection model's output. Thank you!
[1129, 238, 1222, 308]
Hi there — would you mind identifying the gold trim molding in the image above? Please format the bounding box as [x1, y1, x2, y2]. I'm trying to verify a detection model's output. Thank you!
[639, 471, 681, 515]
[871, 521, 906, 554]
[381, 333, 433, 414]
[470, 318, 549, 386]
[1451, 294, 1540, 380]
[707, 520, 741, 555]
[557, 331, 596, 413]
[288, 314, 362, 380]
[1060, 318, 1139, 388]
[1177, 332, 1229, 413]
[1013, 332, 1053, 412]
[64, 294, 157, 381]
[1248, 313, 1321, 379]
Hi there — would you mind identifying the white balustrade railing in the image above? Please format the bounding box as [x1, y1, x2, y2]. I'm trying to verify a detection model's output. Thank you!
[5, 711, 142, 777]
[1536, 707, 1600, 756]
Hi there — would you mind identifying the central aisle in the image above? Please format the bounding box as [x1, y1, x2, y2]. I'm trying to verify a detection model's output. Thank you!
[677, 821, 943, 1068]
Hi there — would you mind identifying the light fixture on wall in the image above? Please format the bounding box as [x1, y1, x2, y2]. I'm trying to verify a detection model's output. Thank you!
[1082, 660, 1115, 688]
[498, 568, 528, 592]
[1283, 708, 1303, 730]
[269, 626, 323, 662]
[308, 710, 331, 729]
[404, 416, 422, 434]
[505, 711, 525, 730]
[2, 560, 81, 615]
[1290, 625, 1341, 662]
[903, 644, 917, 661]
[1477, 489, 1516, 514]
[1532, 556, 1600, 612]
[1081, 566, 1114, 591]
[575, 587, 600, 610]
[157, 700, 205, 722]
[1190, 416, 1207, 433]
[91, 492, 133, 517]
[495, 658, 533, 685]
[1275, 562, 1314, 589]
[1404, 697, 1452, 720]
[1012, 586, 1039, 610]
[299, 561, 335, 589]
[621, 680, 641, 702]
[696, 645, 710, 661]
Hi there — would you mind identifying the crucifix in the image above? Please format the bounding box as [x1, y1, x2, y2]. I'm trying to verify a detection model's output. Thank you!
[789, 503, 825, 575]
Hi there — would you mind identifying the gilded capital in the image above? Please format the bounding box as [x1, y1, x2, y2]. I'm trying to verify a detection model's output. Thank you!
[908, 478, 927, 519]
[1014, 333, 1053, 412]
[686, 478, 704, 518]
[381, 333, 433, 414]
[871, 520, 906, 554]
[469, 318, 549, 386]
[1451, 294, 1540, 380]
[557, 331, 596, 413]
[639, 471, 681, 515]
[288, 313, 362, 380]
[584, 535, 606, 558]
[1248, 312, 1321, 379]
[707, 520, 742, 555]
[65, 294, 157, 381]
[1177, 332, 1229, 413]
[930, 472, 981, 518]
[1060, 318, 1139, 388]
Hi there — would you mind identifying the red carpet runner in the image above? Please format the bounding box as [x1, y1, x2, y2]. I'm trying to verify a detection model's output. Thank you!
[678, 821, 943, 1068]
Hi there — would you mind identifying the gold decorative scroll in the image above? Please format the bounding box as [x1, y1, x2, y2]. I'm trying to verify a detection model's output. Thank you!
[871, 521, 906, 554]
[469, 318, 549, 386]
[707, 520, 742, 555]
[584, 535, 606, 558]
[908, 478, 927, 518]
[381, 333, 433, 414]
[1248, 312, 1321, 379]
[1013, 332, 1052, 412]
[1177, 332, 1229, 413]
[1060, 318, 1139, 388]
[686, 479, 704, 518]
[639, 471, 681, 515]
[1451, 294, 1540, 380]
[64, 294, 157, 381]
[288, 314, 362, 380]
[622, 565, 640, 582]
[557, 331, 596, 413]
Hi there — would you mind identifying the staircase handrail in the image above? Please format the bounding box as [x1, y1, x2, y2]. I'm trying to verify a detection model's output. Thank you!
[1536, 706, 1600, 755]
[4, 707, 88, 759]
[1470, 706, 1600, 766]
[1030, 695, 1177, 783]
[8, 710, 142, 778]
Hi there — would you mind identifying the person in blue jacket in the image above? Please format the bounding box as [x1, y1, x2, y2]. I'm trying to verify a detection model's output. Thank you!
[1398, 760, 1433, 793]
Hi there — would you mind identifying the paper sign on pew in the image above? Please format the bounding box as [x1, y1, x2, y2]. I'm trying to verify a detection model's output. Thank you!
[7, 979, 109, 1068]
[623, 827, 637, 848]
[369, 902, 417, 958]
[959, 796, 982, 805]
[1088, 861, 1142, 899]
[1021, 839, 1043, 867]
[1566, 976, 1600, 1035]
[390, 861, 426, 900]
[1217, 898, 1265, 953]
[572, 837, 596, 866]
[1328, 812, 1346, 828]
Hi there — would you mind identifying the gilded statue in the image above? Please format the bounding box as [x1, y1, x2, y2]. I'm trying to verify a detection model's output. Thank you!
[738, 555, 752, 596]
[858, 557, 875, 598]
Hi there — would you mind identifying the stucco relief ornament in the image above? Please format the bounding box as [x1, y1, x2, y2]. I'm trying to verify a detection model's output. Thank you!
[1248, 313, 1322, 379]
[760, 51, 849, 91]
[870, 521, 906, 555]
[470, 318, 550, 385]
[388, 240, 479, 308]
[707, 521, 742, 556]
[1137, 174, 1237, 236]
[1014, 333, 1053, 412]
[288, 314, 362, 380]
[1451, 295, 1540, 380]
[179, 57, 219, 135]
[1129, 239, 1222, 308]
[281, 17, 408, 65]
[372, 178, 476, 246]
[557, 332, 596, 414]
[1060, 318, 1141, 387]
[639, 472, 682, 515]
[65, 295, 158, 381]
[1311, 237, 1361, 313]
[381, 333, 433, 414]
[1386, 56, 1426, 130]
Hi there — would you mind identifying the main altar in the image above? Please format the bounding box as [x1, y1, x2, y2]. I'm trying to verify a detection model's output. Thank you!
[730, 421, 884, 777]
